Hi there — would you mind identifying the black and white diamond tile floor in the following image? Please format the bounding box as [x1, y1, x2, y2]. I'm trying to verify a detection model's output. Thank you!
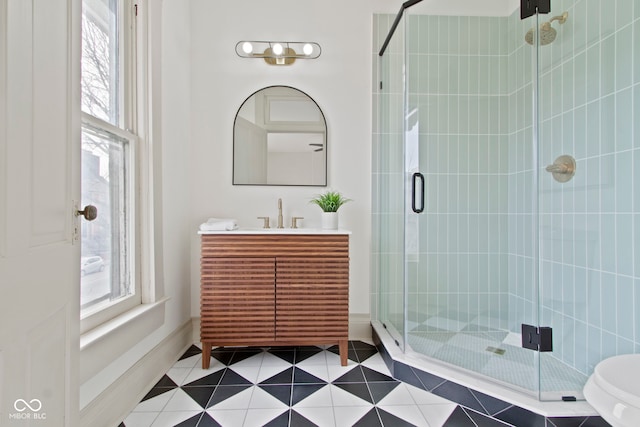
[119, 341, 459, 427]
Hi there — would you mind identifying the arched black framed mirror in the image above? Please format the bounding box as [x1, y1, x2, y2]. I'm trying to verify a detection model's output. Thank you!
[233, 86, 327, 186]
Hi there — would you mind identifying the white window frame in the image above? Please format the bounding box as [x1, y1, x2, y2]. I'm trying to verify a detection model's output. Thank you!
[80, 0, 147, 334]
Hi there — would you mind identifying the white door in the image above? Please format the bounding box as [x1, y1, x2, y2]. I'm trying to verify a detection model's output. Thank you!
[0, 0, 80, 426]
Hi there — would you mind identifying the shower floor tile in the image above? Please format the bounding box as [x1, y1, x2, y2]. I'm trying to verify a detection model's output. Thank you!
[407, 329, 588, 395]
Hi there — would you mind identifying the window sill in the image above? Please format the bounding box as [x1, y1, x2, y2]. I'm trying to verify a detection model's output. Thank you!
[80, 297, 169, 383]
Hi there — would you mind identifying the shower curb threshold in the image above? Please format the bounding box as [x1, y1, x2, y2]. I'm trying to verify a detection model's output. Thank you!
[371, 321, 608, 426]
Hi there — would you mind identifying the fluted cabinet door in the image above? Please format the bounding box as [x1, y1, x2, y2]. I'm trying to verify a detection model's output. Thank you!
[201, 257, 275, 343]
[276, 257, 349, 341]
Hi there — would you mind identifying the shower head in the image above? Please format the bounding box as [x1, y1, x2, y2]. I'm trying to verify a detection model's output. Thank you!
[525, 22, 556, 45]
[525, 11, 568, 46]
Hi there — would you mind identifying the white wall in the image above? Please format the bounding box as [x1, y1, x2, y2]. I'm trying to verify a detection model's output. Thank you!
[409, 0, 518, 16]
[188, 0, 395, 318]
[159, 0, 192, 320]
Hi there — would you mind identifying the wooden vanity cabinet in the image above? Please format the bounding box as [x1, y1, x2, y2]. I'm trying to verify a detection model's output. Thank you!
[200, 233, 349, 368]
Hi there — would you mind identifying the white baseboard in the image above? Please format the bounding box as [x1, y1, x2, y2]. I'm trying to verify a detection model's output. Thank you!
[191, 314, 372, 344]
[80, 319, 193, 427]
[192, 317, 200, 343]
[348, 313, 372, 342]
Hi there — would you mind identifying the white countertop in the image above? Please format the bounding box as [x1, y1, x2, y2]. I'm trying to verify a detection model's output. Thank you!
[198, 228, 351, 235]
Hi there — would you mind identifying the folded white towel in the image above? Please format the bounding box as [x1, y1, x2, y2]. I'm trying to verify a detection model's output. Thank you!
[199, 218, 238, 231]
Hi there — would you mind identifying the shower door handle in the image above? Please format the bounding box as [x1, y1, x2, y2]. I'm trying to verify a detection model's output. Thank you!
[411, 172, 425, 213]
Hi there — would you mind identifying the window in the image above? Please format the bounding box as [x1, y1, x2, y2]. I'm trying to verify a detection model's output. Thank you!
[80, 0, 140, 330]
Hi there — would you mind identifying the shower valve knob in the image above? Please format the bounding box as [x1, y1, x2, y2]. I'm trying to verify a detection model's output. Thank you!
[545, 155, 576, 183]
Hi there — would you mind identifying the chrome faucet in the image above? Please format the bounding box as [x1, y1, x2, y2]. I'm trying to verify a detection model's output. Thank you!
[277, 198, 284, 228]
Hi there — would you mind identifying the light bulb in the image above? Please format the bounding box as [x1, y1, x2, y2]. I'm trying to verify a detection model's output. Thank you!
[241, 42, 253, 54]
[303, 43, 314, 56]
[272, 43, 283, 55]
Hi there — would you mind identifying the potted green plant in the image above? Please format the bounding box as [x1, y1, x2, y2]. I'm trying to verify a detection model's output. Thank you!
[310, 191, 351, 229]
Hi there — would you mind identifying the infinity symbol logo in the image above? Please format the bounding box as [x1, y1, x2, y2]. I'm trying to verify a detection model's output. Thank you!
[14, 399, 42, 412]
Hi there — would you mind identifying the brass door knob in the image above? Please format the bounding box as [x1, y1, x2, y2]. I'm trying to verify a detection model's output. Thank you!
[76, 205, 98, 221]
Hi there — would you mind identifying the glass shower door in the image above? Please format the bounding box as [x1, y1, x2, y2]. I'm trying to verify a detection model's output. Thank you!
[536, 0, 637, 400]
[402, 7, 541, 394]
[375, 14, 406, 350]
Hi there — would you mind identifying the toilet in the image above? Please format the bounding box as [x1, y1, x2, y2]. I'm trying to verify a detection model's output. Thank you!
[583, 354, 640, 427]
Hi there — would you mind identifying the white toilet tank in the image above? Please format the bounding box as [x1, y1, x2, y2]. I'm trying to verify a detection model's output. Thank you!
[584, 354, 640, 427]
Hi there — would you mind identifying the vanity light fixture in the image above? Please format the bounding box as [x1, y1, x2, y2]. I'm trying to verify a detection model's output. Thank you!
[235, 41, 321, 65]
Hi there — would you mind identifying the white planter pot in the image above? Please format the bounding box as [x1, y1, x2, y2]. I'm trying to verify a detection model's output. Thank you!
[321, 212, 339, 230]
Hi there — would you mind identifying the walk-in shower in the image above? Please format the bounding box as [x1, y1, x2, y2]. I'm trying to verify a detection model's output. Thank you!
[372, 0, 640, 409]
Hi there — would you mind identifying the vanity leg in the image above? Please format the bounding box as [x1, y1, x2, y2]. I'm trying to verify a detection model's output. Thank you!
[202, 342, 211, 369]
[339, 339, 348, 366]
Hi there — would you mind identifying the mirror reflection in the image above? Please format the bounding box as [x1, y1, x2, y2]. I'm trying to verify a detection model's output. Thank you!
[233, 86, 327, 186]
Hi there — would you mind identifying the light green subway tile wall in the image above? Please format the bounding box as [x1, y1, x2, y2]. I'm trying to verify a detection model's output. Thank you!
[600, 0, 616, 38]
[635, 20, 640, 82]
[616, 89, 634, 152]
[534, 0, 640, 379]
[636, 278, 640, 348]
[617, 0, 634, 27]
[636, 145, 640, 208]
[373, 0, 640, 384]
[404, 12, 511, 333]
[616, 26, 633, 89]
[601, 38, 616, 96]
